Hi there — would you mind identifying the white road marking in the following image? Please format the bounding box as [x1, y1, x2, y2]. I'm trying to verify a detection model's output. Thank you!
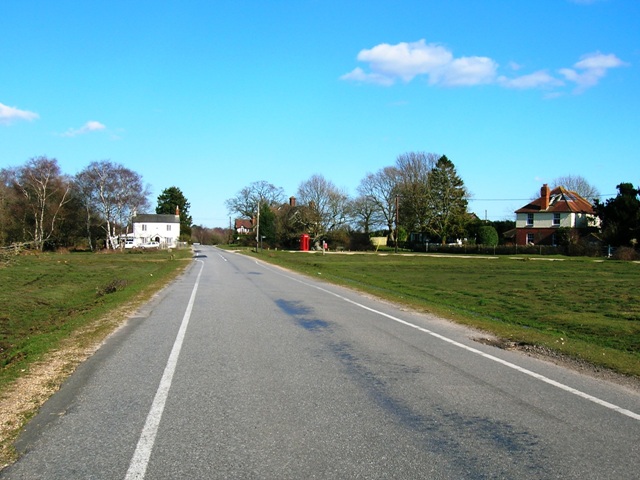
[260, 260, 640, 422]
[125, 260, 205, 480]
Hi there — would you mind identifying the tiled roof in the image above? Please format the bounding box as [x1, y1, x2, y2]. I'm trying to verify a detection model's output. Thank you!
[515, 186, 595, 214]
[134, 214, 180, 223]
[235, 219, 253, 229]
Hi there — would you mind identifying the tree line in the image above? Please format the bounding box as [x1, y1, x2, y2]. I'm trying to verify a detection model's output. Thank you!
[226, 152, 474, 250]
[0, 156, 192, 251]
[226, 151, 639, 252]
[3, 153, 636, 253]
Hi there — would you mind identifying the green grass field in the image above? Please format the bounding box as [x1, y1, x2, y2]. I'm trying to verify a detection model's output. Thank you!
[1, 247, 638, 385]
[0, 249, 192, 390]
[247, 250, 640, 378]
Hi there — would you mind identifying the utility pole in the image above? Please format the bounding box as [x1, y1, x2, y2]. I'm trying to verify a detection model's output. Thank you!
[395, 194, 399, 254]
[255, 200, 260, 252]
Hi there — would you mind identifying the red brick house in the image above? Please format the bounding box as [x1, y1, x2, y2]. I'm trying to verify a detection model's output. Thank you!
[515, 184, 599, 245]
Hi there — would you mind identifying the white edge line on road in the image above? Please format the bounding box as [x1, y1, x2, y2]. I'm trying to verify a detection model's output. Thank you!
[125, 260, 205, 480]
[259, 261, 640, 422]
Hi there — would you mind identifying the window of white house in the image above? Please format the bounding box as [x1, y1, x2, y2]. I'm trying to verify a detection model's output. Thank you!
[527, 233, 535, 245]
[142, 224, 147, 231]
[553, 213, 561, 226]
[167, 225, 171, 231]
[527, 213, 534, 226]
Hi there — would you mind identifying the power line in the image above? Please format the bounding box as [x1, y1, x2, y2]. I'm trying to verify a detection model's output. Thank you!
[468, 194, 615, 202]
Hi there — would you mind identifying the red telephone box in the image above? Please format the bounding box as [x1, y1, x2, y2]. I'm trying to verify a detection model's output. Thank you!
[300, 234, 310, 251]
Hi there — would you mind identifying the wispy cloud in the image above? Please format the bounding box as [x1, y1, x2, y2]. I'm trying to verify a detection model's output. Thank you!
[341, 40, 627, 94]
[0, 102, 39, 125]
[498, 71, 564, 89]
[559, 52, 628, 93]
[61, 120, 106, 137]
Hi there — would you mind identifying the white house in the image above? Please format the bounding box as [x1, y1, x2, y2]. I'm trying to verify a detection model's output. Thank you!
[127, 211, 181, 248]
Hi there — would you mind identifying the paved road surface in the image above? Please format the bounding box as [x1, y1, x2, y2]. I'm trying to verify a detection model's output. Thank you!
[3, 245, 639, 479]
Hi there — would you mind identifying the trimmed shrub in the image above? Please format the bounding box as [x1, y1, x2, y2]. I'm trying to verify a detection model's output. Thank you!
[477, 226, 499, 246]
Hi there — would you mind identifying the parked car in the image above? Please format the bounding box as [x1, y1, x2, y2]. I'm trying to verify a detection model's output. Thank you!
[141, 241, 160, 249]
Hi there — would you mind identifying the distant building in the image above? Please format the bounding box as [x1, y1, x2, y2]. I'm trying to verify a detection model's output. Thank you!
[127, 209, 180, 248]
[234, 218, 255, 234]
[515, 184, 599, 245]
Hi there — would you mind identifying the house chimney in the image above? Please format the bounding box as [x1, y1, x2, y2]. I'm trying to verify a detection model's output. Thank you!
[289, 196, 296, 207]
[541, 184, 550, 210]
[175, 205, 180, 216]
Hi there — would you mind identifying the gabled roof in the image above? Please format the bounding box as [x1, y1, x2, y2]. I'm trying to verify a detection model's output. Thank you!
[134, 214, 180, 223]
[235, 218, 254, 229]
[515, 186, 595, 214]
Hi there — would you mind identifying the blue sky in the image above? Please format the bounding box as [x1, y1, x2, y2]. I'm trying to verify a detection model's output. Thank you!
[1, 0, 638, 226]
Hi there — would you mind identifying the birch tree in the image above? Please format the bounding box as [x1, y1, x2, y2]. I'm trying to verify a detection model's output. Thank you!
[3, 156, 72, 250]
[75, 160, 150, 249]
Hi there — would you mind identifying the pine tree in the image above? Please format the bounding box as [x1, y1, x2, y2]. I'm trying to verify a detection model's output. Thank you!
[426, 155, 469, 244]
[156, 186, 192, 239]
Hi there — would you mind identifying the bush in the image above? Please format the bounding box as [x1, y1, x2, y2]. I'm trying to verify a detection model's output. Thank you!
[323, 229, 350, 251]
[96, 278, 129, 297]
[349, 233, 373, 251]
[611, 246, 640, 261]
[477, 226, 499, 246]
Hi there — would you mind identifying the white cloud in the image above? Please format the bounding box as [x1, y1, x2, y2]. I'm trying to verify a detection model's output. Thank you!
[342, 40, 627, 95]
[431, 56, 498, 86]
[340, 40, 498, 87]
[559, 52, 628, 92]
[61, 120, 106, 137]
[0, 102, 39, 125]
[357, 40, 452, 83]
[339, 67, 395, 86]
[499, 70, 564, 89]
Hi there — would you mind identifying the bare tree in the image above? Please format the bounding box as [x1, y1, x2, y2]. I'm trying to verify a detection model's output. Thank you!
[2, 156, 72, 250]
[297, 174, 350, 242]
[357, 166, 401, 241]
[552, 175, 600, 203]
[395, 152, 439, 234]
[73, 168, 98, 251]
[0, 174, 16, 246]
[225, 180, 286, 219]
[349, 195, 381, 234]
[75, 160, 150, 249]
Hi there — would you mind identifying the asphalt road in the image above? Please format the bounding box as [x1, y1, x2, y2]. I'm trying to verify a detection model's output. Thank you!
[3, 245, 640, 479]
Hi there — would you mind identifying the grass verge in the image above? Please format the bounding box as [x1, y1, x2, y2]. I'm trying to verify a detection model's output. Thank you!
[0, 248, 192, 468]
[243, 249, 640, 378]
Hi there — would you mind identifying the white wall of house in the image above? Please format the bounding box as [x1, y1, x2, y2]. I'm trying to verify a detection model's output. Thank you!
[516, 212, 568, 228]
[131, 215, 180, 248]
[516, 212, 597, 229]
